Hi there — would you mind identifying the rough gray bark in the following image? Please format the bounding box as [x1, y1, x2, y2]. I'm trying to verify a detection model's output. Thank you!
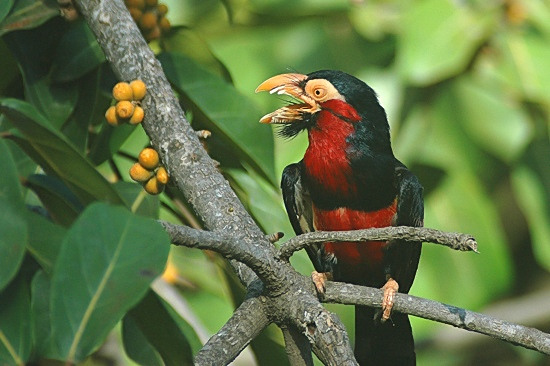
[75, 0, 550, 364]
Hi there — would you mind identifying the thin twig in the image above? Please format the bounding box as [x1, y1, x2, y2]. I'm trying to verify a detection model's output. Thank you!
[278, 226, 478, 260]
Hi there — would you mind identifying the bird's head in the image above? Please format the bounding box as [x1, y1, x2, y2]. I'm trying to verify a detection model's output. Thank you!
[255, 70, 389, 140]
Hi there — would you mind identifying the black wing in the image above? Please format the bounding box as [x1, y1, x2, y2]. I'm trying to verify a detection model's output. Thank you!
[383, 164, 424, 294]
[281, 162, 325, 272]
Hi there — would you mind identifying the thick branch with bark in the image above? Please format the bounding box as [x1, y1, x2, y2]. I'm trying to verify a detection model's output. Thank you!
[75, 1, 550, 364]
[323, 282, 550, 355]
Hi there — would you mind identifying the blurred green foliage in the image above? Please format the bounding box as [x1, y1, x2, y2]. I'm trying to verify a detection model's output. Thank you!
[0, 0, 549, 365]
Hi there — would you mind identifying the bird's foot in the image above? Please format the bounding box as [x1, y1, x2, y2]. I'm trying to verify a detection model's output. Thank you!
[381, 278, 399, 322]
[311, 271, 332, 294]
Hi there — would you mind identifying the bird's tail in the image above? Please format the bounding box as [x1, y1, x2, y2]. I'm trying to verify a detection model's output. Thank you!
[354, 305, 416, 366]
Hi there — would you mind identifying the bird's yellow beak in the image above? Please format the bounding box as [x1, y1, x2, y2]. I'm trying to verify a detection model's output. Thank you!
[255, 73, 319, 124]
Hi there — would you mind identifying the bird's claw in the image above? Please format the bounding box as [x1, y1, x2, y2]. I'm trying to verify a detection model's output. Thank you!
[381, 278, 399, 322]
[311, 271, 330, 295]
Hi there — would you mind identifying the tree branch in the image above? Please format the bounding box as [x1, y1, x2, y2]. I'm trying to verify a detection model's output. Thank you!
[323, 282, 550, 355]
[194, 296, 270, 365]
[279, 226, 478, 260]
[160, 221, 271, 278]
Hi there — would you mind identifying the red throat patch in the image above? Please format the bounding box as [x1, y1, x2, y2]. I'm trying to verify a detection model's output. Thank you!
[303, 102, 359, 198]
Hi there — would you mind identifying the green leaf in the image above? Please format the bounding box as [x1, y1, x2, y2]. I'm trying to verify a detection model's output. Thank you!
[0, 0, 14, 25]
[0, 98, 125, 205]
[88, 123, 137, 166]
[26, 174, 83, 227]
[511, 166, 550, 271]
[30, 270, 60, 360]
[114, 181, 160, 219]
[25, 210, 67, 274]
[0, 138, 27, 291]
[51, 21, 105, 83]
[0, 270, 32, 365]
[62, 67, 111, 153]
[452, 76, 532, 162]
[396, 0, 496, 85]
[161, 27, 233, 82]
[122, 315, 164, 366]
[3, 21, 78, 128]
[50, 203, 170, 363]
[158, 52, 276, 183]
[125, 291, 199, 366]
[0, 137, 23, 205]
[0, 199, 28, 292]
[227, 168, 293, 236]
[493, 31, 550, 103]
[0, 0, 58, 36]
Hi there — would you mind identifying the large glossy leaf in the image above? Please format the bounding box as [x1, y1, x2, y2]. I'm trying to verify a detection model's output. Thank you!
[511, 166, 550, 271]
[0, 98, 125, 205]
[50, 203, 170, 363]
[30, 270, 60, 360]
[3, 20, 78, 129]
[0, 198, 28, 292]
[124, 290, 198, 366]
[0, 270, 32, 365]
[51, 21, 105, 83]
[396, 0, 496, 85]
[26, 174, 83, 227]
[158, 52, 276, 183]
[0, 0, 58, 36]
[0, 136, 23, 203]
[24, 210, 66, 274]
[122, 314, 164, 366]
[0, 139, 27, 291]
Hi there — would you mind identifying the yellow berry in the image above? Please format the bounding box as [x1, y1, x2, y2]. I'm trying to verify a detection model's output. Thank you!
[105, 106, 120, 126]
[125, 0, 145, 10]
[112, 82, 134, 101]
[116, 101, 135, 119]
[145, 26, 161, 41]
[138, 148, 159, 170]
[129, 7, 143, 22]
[156, 166, 169, 184]
[139, 12, 157, 31]
[129, 105, 145, 125]
[130, 80, 147, 101]
[145, 0, 158, 7]
[143, 176, 164, 195]
[129, 162, 153, 182]
[157, 3, 168, 16]
[159, 16, 170, 33]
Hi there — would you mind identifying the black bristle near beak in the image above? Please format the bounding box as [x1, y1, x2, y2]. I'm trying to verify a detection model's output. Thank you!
[276, 114, 316, 139]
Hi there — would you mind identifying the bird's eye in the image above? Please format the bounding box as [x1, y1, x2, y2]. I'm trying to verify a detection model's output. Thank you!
[305, 79, 342, 103]
[312, 87, 327, 100]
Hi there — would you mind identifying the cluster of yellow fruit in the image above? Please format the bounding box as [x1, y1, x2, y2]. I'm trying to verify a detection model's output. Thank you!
[125, 0, 170, 41]
[130, 148, 169, 195]
[105, 80, 147, 126]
